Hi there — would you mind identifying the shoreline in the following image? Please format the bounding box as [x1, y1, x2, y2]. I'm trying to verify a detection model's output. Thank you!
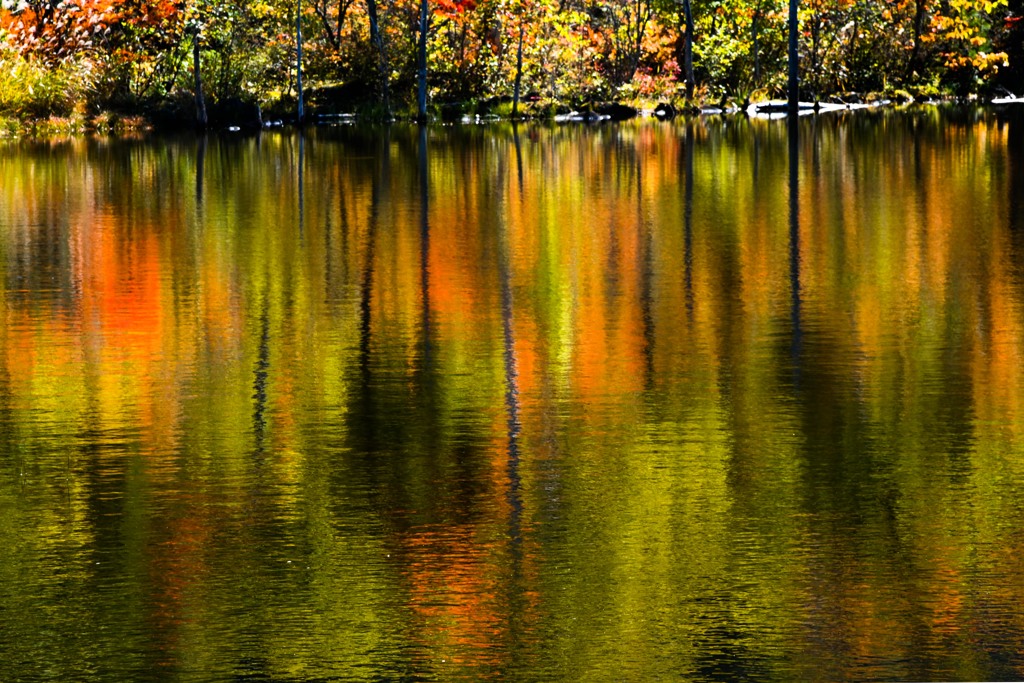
[2, 95, 1022, 140]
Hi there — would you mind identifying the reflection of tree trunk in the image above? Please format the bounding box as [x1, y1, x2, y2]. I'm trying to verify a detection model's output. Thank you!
[359, 151, 382, 398]
[325, 184, 334, 301]
[366, 0, 391, 115]
[501, 258, 522, 522]
[195, 134, 207, 206]
[513, 123, 524, 195]
[253, 292, 271, 454]
[339, 167, 351, 282]
[193, 29, 207, 130]
[497, 145, 522, 540]
[684, 123, 694, 319]
[418, 126, 432, 363]
[512, 21, 525, 119]
[1008, 115, 1024, 259]
[638, 156, 654, 390]
[416, 0, 429, 122]
[497, 131, 525, 662]
[325, 155, 351, 300]
[788, 116, 802, 375]
[682, 0, 695, 100]
[752, 122, 760, 181]
[298, 133, 305, 239]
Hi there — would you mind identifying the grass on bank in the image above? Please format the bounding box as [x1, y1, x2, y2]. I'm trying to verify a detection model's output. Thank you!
[0, 47, 156, 138]
[0, 48, 93, 115]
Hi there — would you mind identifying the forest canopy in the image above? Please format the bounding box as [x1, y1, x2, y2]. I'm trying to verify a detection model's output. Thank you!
[0, 0, 1022, 123]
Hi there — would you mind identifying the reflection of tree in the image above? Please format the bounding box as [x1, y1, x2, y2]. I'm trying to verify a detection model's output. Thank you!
[351, 132, 383, 455]
[417, 125, 433, 377]
[298, 131, 306, 240]
[495, 152, 517, 479]
[252, 287, 270, 452]
[788, 116, 802, 381]
[1008, 112, 1024, 258]
[497, 128, 528, 668]
[683, 122, 694, 321]
[195, 133, 207, 206]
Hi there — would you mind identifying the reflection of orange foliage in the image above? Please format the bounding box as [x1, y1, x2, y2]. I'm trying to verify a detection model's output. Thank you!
[977, 265, 1023, 429]
[401, 526, 506, 665]
[80, 217, 164, 364]
[79, 214, 185, 463]
[427, 169, 486, 350]
[573, 204, 646, 404]
[145, 491, 217, 663]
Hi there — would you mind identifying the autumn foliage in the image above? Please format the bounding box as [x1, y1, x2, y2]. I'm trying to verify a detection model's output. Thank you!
[0, 0, 1021, 121]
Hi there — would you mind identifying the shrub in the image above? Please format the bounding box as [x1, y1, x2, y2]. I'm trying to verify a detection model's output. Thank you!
[0, 46, 95, 117]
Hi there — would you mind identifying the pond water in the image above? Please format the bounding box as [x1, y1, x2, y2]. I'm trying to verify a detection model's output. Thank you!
[1, 109, 1024, 681]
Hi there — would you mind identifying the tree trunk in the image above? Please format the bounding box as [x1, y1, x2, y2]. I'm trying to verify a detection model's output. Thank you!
[512, 20, 525, 119]
[416, 0, 429, 122]
[810, 14, 818, 100]
[752, 10, 761, 88]
[193, 28, 207, 130]
[297, 0, 305, 125]
[682, 0, 695, 100]
[366, 0, 391, 116]
[908, 0, 927, 79]
[788, 0, 799, 116]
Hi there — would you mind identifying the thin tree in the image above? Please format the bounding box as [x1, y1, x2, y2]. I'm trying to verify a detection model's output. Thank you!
[788, 0, 799, 114]
[751, 1, 763, 88]
[297, 0, 305, 124]
[908, 0, 928, 79]
[366, 0, 391, 115]
[512, 11, 525, 119]
[416, 0, 429, 122]
[193, 24, 207, 129]
[681, 0, 695, 100]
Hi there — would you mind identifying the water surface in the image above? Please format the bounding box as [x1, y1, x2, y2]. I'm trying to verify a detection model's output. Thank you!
[2, 109, 1024, 681]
